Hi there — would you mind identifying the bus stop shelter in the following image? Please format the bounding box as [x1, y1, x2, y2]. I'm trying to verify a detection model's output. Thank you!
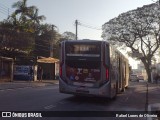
[37, 57, 59, 80]
[37, 57, 59, 63]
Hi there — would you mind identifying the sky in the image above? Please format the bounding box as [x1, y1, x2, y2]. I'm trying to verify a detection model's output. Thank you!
[0, 0, 154, 39]
[0, 0, 155, 68]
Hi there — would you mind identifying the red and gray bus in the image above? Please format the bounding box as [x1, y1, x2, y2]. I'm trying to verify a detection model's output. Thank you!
[59, 40, 129, 99]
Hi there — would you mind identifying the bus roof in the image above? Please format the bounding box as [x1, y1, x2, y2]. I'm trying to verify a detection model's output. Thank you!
[63, 39, 109, 44]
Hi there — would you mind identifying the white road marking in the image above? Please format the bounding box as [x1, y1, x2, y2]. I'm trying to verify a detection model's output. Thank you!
[58, 101, 69, 104]
[44, 105, 56, 110]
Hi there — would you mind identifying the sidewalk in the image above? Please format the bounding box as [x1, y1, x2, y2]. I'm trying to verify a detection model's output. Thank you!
[147, 83, 160, 120]
[0, 80, 59, 90]
[148, 82, 160, 104]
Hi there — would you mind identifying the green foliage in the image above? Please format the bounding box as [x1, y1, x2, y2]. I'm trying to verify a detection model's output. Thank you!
[0, 0, 71, 60]
[102, 3, 160, 82]
[35, 24, 59, 57]
[0, 0, 59, 59]
[10, 0, 45, 33]
[62, 31, 76, 40]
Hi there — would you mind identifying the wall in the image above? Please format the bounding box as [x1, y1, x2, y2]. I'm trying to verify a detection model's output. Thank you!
[0, 57, 13, 82]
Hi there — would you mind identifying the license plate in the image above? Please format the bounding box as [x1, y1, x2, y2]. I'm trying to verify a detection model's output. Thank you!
[73, 82, 94, 87]
[76, 87, 89, 93]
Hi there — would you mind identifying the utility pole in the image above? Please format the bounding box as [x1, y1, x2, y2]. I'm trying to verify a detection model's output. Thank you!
[145, 83, 149, 112]
[75, 20, 78, 40]
[50, 25, 54, 57]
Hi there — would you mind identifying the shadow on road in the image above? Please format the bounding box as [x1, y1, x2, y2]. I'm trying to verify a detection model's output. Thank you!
[65, 95, 114, 105]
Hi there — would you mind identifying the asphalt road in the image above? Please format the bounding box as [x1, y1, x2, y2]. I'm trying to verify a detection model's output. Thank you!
[0, 81, 157, 120]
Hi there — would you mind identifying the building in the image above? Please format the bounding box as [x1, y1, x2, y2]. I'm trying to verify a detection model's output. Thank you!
[0, 56, 14, 82]
[37, 57, 59, 80]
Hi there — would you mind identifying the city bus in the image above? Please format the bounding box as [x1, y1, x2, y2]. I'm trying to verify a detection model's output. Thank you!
[59, 40, 129, 99]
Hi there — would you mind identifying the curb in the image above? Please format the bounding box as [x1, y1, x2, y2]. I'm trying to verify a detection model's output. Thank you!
[0, 80, 59, 90]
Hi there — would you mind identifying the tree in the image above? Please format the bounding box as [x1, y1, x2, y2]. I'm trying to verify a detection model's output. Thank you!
[0, 0, 46, 57]
[62, 31, 76, 40]
[11, 0, 35, 32]
[102, 3, 160, 82]
[0, 0, 60, 59]
[34, 24, 59, 58]
[0, 25, 34, 57]
[29, 8, 46, 25]
[12, 0, 35, 22]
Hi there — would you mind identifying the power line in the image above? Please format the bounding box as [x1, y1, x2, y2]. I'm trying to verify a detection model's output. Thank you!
[0, 6, 8, 12]
[0, 10, 8, 16]
[0, 7, 8, 16]
[76, 20, 101, 30]
[0, 3, 10, 17]
[74, 19, 102, 40]
[79, 23, 101, 30]
[0, 3, 9, 9]
[0, 3, 15, 18]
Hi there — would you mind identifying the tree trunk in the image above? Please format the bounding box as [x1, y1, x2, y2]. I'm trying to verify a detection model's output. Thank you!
[141, 58, 152, 83]
[146, 67, 151, 83]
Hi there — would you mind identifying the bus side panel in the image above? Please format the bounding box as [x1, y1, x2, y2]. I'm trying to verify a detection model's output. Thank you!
[109, 45, 117, 98]
[116, 52, 126, 93]
[125, 59, 129, 88]
[115, 52, 121, 94]
[122, 57, 126, 92]
[119, 55, 129, 92]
